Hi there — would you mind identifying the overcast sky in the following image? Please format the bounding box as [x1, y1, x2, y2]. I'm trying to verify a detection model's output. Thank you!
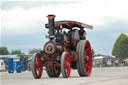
[1, 0, 128, 55]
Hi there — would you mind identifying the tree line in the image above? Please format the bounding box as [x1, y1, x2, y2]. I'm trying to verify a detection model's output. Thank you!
[0, 46, 95, 56]
[0, 47, 41, 55]
[0, 33, 128, 59]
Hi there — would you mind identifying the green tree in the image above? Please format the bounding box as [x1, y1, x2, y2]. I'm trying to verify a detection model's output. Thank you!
[11, 50, 24, 54]
[29, 48, 41, 54]
[0, 46, 9, 55]
[91, 49, 95, 57]
[112, 33, 128, 59]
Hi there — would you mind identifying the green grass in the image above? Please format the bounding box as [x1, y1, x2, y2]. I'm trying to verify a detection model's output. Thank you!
[0, 70, 7, 72]
[120, 64, 124, 67]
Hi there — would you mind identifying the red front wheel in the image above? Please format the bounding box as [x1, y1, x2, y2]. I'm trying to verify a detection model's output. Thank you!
[32, 53, 43, 79]
[61, 52, 71, 78]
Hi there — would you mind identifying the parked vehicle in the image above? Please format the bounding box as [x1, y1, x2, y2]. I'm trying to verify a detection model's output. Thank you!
[93, 56, 115, 67]
[124, 59, 128, 66]
[0, 59, 6, 71]
[93, 56, 105, 67]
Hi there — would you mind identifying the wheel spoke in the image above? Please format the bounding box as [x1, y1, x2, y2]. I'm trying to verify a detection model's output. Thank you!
[54, 66, 59, 74]
[64, 59, 67, 65]
[35, 62, 39, 68]
[85, 64, 89, 72]
[65, 55, 71, 77]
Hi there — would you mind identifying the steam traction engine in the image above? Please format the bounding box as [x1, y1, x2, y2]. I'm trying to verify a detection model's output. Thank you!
[32, 15, 93, 78]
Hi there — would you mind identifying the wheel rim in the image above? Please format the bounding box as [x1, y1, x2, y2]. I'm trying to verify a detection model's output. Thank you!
[84, 41, 92, 75]
[34, 54, 43, 78]
[64, 53, 71, 77]
[53, 65, 61, 75]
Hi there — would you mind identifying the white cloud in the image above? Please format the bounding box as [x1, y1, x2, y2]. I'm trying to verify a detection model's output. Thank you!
[1, 7, 46, 35]
[1, 0, 128, 36]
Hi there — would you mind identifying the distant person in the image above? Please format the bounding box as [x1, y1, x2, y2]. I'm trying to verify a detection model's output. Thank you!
[79, 27, 86, 40]
[115, 59, 119, 67]
[24, 57, 28, 71]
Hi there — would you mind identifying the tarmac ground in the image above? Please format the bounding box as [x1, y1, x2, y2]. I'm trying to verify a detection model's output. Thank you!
[1, 67, 128, 85]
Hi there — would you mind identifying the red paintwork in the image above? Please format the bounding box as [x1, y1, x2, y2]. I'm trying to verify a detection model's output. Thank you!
[84, 40, 92, 76]
[64, 53, 71, 77]
[34, 54, 43, 78]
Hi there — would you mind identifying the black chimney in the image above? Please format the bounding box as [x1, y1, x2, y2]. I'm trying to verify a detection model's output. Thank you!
[47, 15, 56, 39]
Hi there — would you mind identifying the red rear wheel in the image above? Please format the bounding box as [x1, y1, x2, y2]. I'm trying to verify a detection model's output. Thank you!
[61, 52, 71, 78]
[84, 40, 92, 76]
[77, 40, 92, 76]
[32, 53, 43, 79]
[46, 65, 61, 77]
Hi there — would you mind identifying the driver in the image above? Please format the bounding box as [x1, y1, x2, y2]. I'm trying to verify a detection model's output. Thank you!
[79, 27, 86, 40]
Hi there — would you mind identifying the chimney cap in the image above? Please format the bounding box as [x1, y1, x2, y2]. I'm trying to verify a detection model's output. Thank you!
[47, 14, 56, 19]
